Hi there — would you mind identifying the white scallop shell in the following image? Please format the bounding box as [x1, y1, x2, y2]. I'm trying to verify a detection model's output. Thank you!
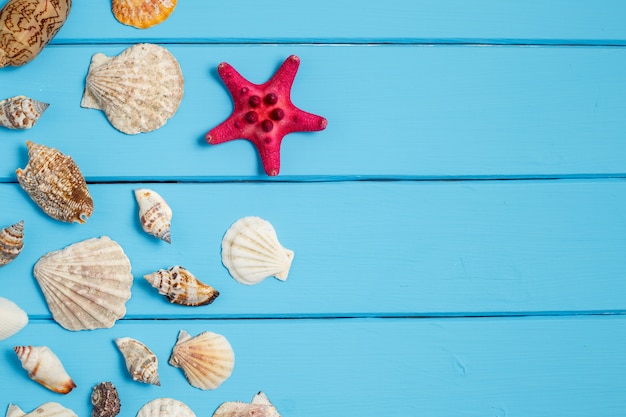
[212, 392, 281, 417]
[115, 337, 160, 385]
[136, 398, 196, 417]
[0, 296, 28, 340]
[81, 43, 184, 135]
[0, 220, 24, 267]
[5, 403, 77, 417]
[0, 96, 49, 129]
[221, 216, 294, 285]
[135, 188, 172, 243]
[33, 236, 133, 331]
[14, 346, 76, 394]
[168, 330, 234, 390]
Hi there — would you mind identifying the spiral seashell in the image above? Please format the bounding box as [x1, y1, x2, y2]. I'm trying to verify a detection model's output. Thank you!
[0, 296, 28, 340]
[169, 330, 235, 390]
[212, 392, 282, 417]
[144, 266, 219, 306]
[0, 220, 24, 267]
[81, 43, 184, 135]
[0, 96, 49, 129]
[221, 216, 294, 285]
[112, 0, 177, 29]
[33, 236, 133, 331]
[5, 403, 77, 417]
[16, 141, 93, 223]
[13, 346, 76, 394]
[91, 382, 121, 417]
[136, 398, 196, 417]
[115, 337, 160, 386]
[135, 188, 172, 243]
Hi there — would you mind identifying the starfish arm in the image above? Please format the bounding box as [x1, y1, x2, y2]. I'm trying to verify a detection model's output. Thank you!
[256, 140, 283, 176]
[217, 62, 254, 96]
[267, 55, 300, 94]
[205, 116, 242, 144]
[282, 107, 328, 134]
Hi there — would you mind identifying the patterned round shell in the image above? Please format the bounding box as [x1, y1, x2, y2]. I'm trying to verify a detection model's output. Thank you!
[112, 0, 177, 29]
[0, 220, 24, 266]
[136, 398, 196, 417]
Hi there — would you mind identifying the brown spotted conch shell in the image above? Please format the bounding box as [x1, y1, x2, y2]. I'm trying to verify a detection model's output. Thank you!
[212, 392, 282, 417]
[0, 296, 28, 340]
[0, 96, 49, 129]
[134, 188, 172, 243]
[0, 220, 24, 266]
[5, 403, 78, 417]
[112, 0, 177, 29]
[91, 382, 121, 417]
[144, 266, 219, 306]
[13, 345, 76, 394]
[136, 398, 196, 417]
[115, 337, 161, 385]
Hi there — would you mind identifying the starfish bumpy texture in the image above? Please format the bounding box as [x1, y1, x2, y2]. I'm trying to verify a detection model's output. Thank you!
[206, 55, 328, 176]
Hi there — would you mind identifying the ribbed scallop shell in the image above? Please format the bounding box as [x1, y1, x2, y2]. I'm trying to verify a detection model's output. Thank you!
[5, 403, 77, 417]
[0, 96, 49, 129]
[221, 217, 294, 285]
[115, 337, 160, 386]
[136, 398, 196, 417]
[112, 0, 177, 29]
[0, 296, 28, 340]
[168, 330, 235, 390]
[15, 141, 93, 223]
[33, 236, 133, 331]
[81, 43, 184, 135]
[14, 346, 76, 394]
[135, 188, 172, 243]
[0, 220, 24, 266]
[91, 382, 121, 417]
[213, 392, 281, 417]
[144, 266, 219, 306]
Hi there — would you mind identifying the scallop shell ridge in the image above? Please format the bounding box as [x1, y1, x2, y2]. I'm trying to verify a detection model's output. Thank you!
[213, 392, 281, 417]
[0, 220, 24, 266]
[5, 403, 77, 417]
[0, 296, 28, 340]
[112, 0, 177, 29]
[115, 337, 160, 385]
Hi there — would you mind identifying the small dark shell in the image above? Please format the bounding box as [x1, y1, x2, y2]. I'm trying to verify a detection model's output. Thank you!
[91, 382, 121, 417]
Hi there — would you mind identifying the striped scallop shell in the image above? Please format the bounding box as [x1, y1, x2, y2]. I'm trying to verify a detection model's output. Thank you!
[213, 392, 281, 417]
[144, 266, 219, 306]
[0, 296, 28, 340]
[168, 330, 234, 390]
[221, 217, 294, 285]
[0, 96, 49, 129]
[0, 220, 24, 266]
[135, 188, 172, 243]
[14, 346, 76, 394]
[81, 43, 184, 135]
[136, 398, 195, 417]
[115, 337, 160, 386]
[5, 403, 77, 417]
[112, 0, 177, 29]
[33, 236, 133, 331]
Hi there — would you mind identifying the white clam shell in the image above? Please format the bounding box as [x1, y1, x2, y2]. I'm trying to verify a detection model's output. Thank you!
[221, 216, 294, 285]
[115, 337, 161, 385]
[0, 220, 24, 267]
[5, 403, 77, 417]
[0, 296, 28, 340]
[33, 236, 133, 331]
[0, 96, 49, 129]
[13, 346, 76, 394]
[212, 392, 281, 417]
[136, 398, 196, 417]
[134, 188, 172, 243]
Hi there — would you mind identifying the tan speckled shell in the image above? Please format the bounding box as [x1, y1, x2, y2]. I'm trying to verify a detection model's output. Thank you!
[6, 403, 77, 417]
[136, 398, 196, 417]
[135, 188, 172, 243]
[16, 141, 93, 223]
[0, 96, 49, 129]
[144, 266, 219, 306]
[112, 0, 177, 29]
[33, 236, 133, 331]
[14, 346, 76, 394]
[212, 392, 281, 417]
[0, 220, 23, 266]
[115, 337, 160, 386]
[91, 382, 121, 417]
[81, 43, 184, 135]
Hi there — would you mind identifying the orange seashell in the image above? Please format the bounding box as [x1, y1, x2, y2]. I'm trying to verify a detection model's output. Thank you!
[112, 0, 177, 29]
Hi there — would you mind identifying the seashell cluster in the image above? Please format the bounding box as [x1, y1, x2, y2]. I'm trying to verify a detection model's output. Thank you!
[81, 43, 184, 135]
[112, 0, 177, 29]
[144, 266, 219, 306]
[13, 345, 76, 394]
[115, 337, 161, 386]
[213, 392, 281, 417]
[5, 403, 77, 417]
[136, 398, 196, 417]
[221, 217, 294, 285]
[135, 188, 172, 243]
[169, 330, 235, 390]
[0, 296, 28, 340]
[16, 141, 94, 224]
[0, 220, 24, 267]
[33, 236, 133, 331]
[0, 96, 49, 129]
[91, 382, 121, 417]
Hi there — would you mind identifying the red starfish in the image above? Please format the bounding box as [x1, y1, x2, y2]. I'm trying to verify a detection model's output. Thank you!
[206, 55, 328, 176]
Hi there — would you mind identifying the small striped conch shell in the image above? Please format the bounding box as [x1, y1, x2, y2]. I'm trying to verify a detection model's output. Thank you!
[16, 141, 93, 223]
[0, 296, 28, 340]
[213, 392, 281, 417]
[221, 217, 294, 285]
[13, 346, 76, 394]
[5, 403, 77, 417]
[169, 330, 235, 390]
[0, 96, 49, 129]
[112, 0, 177, 29]
[0, 220, 24, 267]
[115, 337, 161, 386]
[91, 382, 121, 417]
[135, 188, 172, 243]
[144, 266, 219, 306]
[136, 398, 196, 417]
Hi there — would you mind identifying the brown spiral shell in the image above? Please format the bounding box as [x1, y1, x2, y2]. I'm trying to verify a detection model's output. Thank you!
[91, 382, 121, 417]
[0, 220, 24, 267]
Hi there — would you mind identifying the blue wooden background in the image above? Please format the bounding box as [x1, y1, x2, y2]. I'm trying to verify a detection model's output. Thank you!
[1, 1, 626, 416]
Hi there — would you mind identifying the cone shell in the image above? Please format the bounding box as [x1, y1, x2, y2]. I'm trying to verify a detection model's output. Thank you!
[15, 141, 93, 223]
[5, 403, 77, 417]
[144, 266, 219, 306]
[136, 399, 196, 417]
[213, 392, 281, 417]
[169, 330, 235, 390]
[115, 337, 160, 386]
[135, 188, 172, 243]
[0, 220, 24, 266]
[0, 296, 28, 340]
[91, 382, 121, 417]
[221, 217, 294, 285]
[0, 96, 49, 129]
[112, 0, 177, 29]
[13, 346, 76, 394]
[81, 43, 184, 135]
[33, 236, 133, 331]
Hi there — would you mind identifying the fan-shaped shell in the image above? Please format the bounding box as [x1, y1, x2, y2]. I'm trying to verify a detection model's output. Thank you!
[0, 96, 49, 129]
[33, 236, 133, 331]
[81, 43, 184, 135]
[168, 330, 235, 390]
[135, 188, 172, 243]
[14, 346, 76, 394]
[15, 141, 93, 223]
[221, 217, 294, 285]
[144, 266, 219, 306]
[5, 403, 77, 417]
[0, 220, 24, 266]
[115, 337, 160, 385]
[136, 398, 195, 417]
[213, 392, 281, 417]
[0, 296, 28, 340]
[112, 0, 177, 29]
[91, 382, 121, 417]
